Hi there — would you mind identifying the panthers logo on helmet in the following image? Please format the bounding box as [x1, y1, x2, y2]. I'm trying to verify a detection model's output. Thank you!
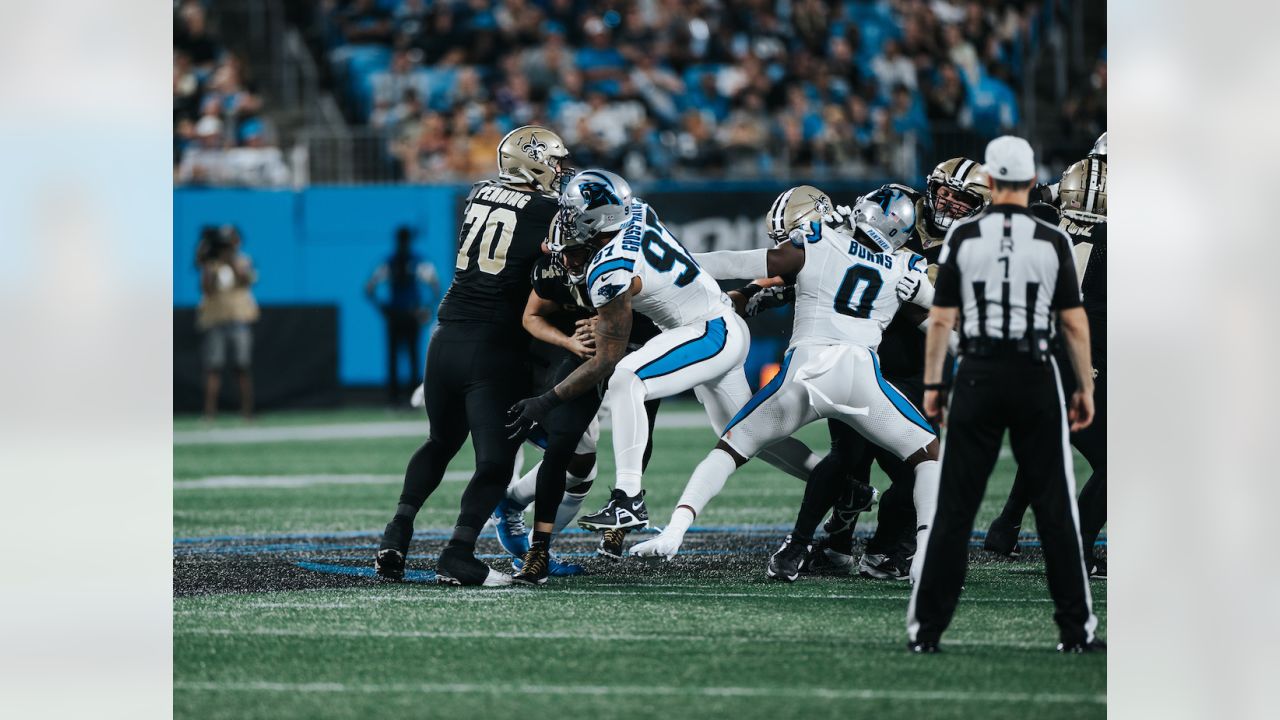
[579, 181, 622, 210]
[522, 135, 547, 162]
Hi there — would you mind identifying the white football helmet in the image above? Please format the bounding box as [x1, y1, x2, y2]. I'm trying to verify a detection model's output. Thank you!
[850, 186, 917, 253]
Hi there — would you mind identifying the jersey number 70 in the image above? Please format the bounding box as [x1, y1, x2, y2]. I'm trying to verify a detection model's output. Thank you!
[456, 202, 517, 275]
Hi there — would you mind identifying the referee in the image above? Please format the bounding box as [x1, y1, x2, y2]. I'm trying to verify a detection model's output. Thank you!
[907, 136, 1103, 653]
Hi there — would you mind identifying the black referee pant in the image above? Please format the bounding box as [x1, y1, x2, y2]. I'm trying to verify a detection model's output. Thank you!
[908, 355, 1098, 646]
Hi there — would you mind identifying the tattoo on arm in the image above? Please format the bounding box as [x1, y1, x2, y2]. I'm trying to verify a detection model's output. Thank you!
[553, 291, 633, 400]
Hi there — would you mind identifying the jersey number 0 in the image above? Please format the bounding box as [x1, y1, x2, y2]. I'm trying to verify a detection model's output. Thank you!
[833, 264, 883, 319]
[456, 202, 517, 275]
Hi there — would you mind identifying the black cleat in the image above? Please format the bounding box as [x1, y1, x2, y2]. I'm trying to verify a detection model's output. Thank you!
[512, 546, 550, 586]
[823, 482, 878, 536]
[598, 527, 630, 560]
[984, 516, 1022, 558]
[578, 488, 649, 531]
[766, 534, 811, 582]
[1058, 638, 1107, 653]
[858, 552, 909, 581]
[907, 640, 941, 654]
[1088, 556, 1107, 579]
[805, 536, 856, 575]
[374, 517, 413, 581]
[436, 545, 512, 587]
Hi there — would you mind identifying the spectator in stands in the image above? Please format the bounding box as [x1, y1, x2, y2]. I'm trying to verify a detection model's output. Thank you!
[196, 225, 259, 421]
[365, 226, 440, 406]
[871, 38, 917, 95]
[925, 61, 967, 124]
[175, 1, 219, 71]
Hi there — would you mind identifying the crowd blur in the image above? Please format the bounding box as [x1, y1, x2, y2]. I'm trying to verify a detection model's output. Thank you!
[174, 0, 290, 186]
[319, 0, 1070, 182]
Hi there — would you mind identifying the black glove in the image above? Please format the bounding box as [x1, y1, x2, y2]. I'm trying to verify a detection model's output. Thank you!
[505, 390, 563, 440]
[737, 282, 795, 317]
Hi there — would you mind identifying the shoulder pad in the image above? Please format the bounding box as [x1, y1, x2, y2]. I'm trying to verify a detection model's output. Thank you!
[586, 244, 636, 307]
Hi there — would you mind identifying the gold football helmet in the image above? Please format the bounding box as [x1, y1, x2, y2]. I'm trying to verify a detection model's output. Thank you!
[765, 185, 836, 244]
[925, 158, 991, 232]
[497, 125, 571, 197]
[1058, 157, 1107, 232]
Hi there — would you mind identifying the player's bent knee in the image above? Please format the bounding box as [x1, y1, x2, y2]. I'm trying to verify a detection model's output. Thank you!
[567, 452, 597, 479]
[714, 439, 750, 467]
[605, 368, 644, 401]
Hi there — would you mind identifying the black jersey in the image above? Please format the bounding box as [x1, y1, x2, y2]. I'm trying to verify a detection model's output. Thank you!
[529, 254, 661, 349]
[436, 180, 559, 332]
[1076, 223, 1106, 367]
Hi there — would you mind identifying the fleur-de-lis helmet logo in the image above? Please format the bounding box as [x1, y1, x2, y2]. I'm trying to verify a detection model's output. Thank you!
[809, 193, 832, 217]
[522, 135, 547, 162]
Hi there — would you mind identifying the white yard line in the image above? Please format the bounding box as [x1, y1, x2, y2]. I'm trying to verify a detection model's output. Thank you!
[174, 411, 714, 445]
[174, 471, 469, 490]
[173, 679, 1103, 705]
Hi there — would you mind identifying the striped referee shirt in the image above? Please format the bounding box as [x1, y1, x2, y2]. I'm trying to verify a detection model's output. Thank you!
[933, 205, 1081, 341]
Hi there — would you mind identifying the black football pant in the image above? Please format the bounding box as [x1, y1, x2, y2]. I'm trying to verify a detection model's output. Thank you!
[909, 356, 1097, 646]
[524, 349, 662, 529]
[395, 323, 528, 535]
[996, 365, 1107, 555]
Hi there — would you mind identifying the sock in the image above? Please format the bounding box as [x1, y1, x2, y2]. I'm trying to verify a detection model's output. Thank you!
[910, 460, 940, 583]
[674, 449, 738, 521]
[447, 524, 479, 551]
[394, 503, 418, 522]
[665, 505, 695, 538]
[606, 370, 649, 496]
[507, 461, 540, 508]
[531, 530, 551, 549]
[552, 467, 595, 534]
[511, 445, 525, 484]
[757, 437, 821, 480]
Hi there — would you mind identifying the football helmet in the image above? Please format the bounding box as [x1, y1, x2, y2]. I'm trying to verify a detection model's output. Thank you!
[850, 186, 916, 253]
[558, 169, 634, 246]
[546, 210, 594, 284]
[1089, 131, 1107, 160]
[925, 157, 991, 232]
[497, 125, 572, 197]
[764, 185, 837, 245]
[1058, 157, 1107, 231]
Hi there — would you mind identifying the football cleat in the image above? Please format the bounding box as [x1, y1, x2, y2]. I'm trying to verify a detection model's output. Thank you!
[858, 553, 910, 581]
[578, 488, 649, 531]
[513, 552, 586, 577]
[766, 534, 812, 582]
[907, 640, 941, 654]
[492, 498, 531, 558]
[512, 546, 550, 586]
[823, 482, 878, 536]
[436, 545, 512, 587]
[983, 516, 1022, 558]
[598, 527, 630, 560]
[1088, 556, 1107, 580]
[374, 517, 413, 581]
[629, 529, 684, 560]
[1057, 638, 1107, 653]
[805, 538, 856, 576]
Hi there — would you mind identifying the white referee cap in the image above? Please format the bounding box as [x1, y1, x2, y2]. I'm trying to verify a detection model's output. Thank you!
[983, 135, 1036, 182]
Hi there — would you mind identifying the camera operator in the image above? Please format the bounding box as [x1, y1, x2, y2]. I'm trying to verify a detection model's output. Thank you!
[196, 225, 259, 420]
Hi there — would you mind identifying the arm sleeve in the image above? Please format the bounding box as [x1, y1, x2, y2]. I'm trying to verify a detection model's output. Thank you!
[691, 248, 770, 280]
[1051, 234, 1084, 309]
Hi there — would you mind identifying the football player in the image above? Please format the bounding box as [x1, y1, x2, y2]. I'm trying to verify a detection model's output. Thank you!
[630, 186, 943, 573]
[985, 153, 1108, 577]
[490, 216, 665, 584]
[373, 126, 571, 586]
[505, 169, 821, 561]
[799, 163, 988, 580]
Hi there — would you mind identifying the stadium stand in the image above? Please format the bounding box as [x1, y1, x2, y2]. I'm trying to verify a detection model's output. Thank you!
[175, 0, 1105, 186]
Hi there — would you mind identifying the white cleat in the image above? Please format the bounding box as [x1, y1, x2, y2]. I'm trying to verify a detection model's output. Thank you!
[629, 531, 684, 560]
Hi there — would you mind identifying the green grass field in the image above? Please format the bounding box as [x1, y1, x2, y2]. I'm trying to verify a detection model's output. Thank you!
[174, 403, 1105, 719]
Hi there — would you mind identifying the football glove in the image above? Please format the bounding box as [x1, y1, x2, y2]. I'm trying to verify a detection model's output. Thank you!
[505, 391, 563, 440]
[737, 282, 796, 317]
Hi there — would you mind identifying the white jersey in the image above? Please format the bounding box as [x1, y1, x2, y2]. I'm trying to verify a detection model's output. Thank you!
[791, 223, 931, 350]
[586, 200, 732, 330]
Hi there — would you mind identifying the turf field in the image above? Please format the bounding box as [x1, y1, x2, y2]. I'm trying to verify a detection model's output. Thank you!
[174, 403, 1105, 719]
